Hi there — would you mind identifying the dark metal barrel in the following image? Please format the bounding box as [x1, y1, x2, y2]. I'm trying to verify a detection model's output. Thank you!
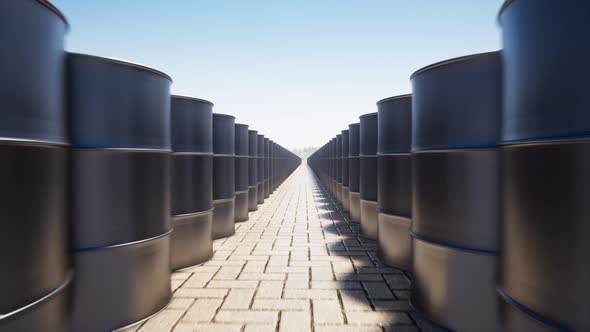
[360, 113, 378, 240]
[257, 134, 265, 204]
[212, 113, 236, 239]
[329, 138, 336, 196]
[68, 53, 172, 331]
[170, 96, 213, 271]
[234, 123, 249, 222]
[269, 140, 275, 194]
[341, 130, 350, 212]
[348, 123, 361, 223]
[410, 51, 501, 331]
[498, 1, 590, 330]
[0, 2, 70, 331]
[335, 134, 343, 205]
[264, 137, 270, 198]
[377, 94, 412, 272]
[248, 130, 259, 211]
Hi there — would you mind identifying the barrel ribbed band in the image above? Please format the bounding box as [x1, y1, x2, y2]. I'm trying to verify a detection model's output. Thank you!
[73, 228, 174, 253]
[409, 231, 498, 255]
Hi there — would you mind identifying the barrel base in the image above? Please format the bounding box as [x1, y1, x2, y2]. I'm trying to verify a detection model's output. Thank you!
[257, 182, 264, 204]
[378, 212, 412, 272]
[264, 180, 270, 199]
[70, 232, 172, 332]
[248, 186, 258, 211]
[342, 187, 350, 212]
[235, 190, 249, 222]
[335, 182, 343, 205]
[349, 191, 361, 223]
[411, 237, 500, 332]
[0, 276, 70, 332]
[360, 199, 378, 240]
[212, 198, 236, 239]
[171, 211, 213, 271]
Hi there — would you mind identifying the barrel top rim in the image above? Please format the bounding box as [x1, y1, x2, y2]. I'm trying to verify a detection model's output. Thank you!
[68, 53, 173, 82]
[37, 0, 69, 27]
[376, 94, 412, 105]
[235, 123, 249, 128]
[337, 134, 342, 138]
[498, 0, 514, 17]
[264, 137, 270, 141]
[257, 134, 265, 138]
[213, 112, 236, 119]
[349, 123, 360, 128]
[342, 129, 349, 134]
[410, 51, 499, 79]
[172, 95, 214, 106]
[248, 129, 258, 134]
[359, 112, 378, 119]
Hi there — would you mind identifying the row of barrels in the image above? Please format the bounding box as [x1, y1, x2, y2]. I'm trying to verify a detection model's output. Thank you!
[309, 1, 589, 331]
[0, 1, 301, 331]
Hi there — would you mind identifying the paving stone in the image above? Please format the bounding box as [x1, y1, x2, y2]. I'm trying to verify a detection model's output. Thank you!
[280, 310, 311, 332]
[312, 299, 343, 324]
[182, 299, 224, 323]
[139, 167, 429, 330]
[222, 288, 256, 309]
[216, 310, 278, 324]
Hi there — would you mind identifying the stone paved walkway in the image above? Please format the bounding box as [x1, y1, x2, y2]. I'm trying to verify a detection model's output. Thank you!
[125, 165, 445, 332]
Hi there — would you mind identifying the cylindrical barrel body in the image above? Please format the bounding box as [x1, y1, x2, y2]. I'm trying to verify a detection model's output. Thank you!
[0, 2, 70, 331]
[269, 140, 275, 194]
[234, 124, 249, 222]
[170, 96, 213, 271]
[348, 123, 361, 223]
[377, 95, 412, 272]
[410, 51, 501, 331]
[68, 53, 172, 331]
[341, 130, 350, 212]
[264, 138, 271, 198]
[360, 113, 378, 239]
[257, 134, 265, 204]
[248, 130, 259, 211]
[498, 2, 590, 330]
[335, 134, 343, 205]
[212, 113, 236, 239]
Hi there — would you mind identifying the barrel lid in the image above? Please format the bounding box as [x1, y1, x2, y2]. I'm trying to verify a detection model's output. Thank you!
[410, 51, 499, 79]
[342, 129, 349, 134]
[37, 0, 69, 28]
[248, 129, 258, 134]
[213, 113, 236, 119]
[258, 134, 265, 138]
[359, 112, 377, 119]
[235, 123, 249, 129]
[349, 123, 360, 128]
[172, 95, 214, 106]
[376, 94, 411, 105]
[68, 53, 172, 82]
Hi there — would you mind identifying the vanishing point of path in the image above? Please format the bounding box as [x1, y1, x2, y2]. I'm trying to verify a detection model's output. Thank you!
[123, 165, 446, 332]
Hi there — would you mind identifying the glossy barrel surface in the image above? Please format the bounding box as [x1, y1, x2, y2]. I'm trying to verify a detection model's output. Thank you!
[68, 53, 172, 149]
[0, 0, 68, 144]
[213, 114, 236, 238]
[411, 52, 500, 151]
[248, 130, 258, 211]
[0, 142, 67, 314]
[500, 140, 590, 331]
[71, 150, 171, 250]
[500, 0, 590, 143]
[70, 232, 172, 331]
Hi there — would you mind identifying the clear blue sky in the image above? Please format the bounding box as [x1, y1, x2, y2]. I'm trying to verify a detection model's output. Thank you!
[53, 0, 503, 150]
